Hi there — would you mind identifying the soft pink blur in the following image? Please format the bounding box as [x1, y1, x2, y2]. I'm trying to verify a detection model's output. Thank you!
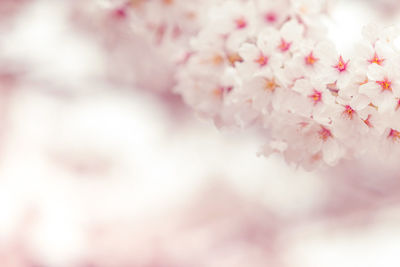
[1, 1, 400, 267]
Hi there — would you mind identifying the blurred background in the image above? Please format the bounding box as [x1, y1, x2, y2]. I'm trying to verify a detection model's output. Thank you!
[1, 0, 400, 266]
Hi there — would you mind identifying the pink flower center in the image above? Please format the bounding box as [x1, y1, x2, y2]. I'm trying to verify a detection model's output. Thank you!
[334, 56, 349, 72]
[388, 128, 400, 141]
[305, 52, 318, 66]
[255, 54, 268, 66]
[343, 105, 355, 119]
[376, 78, 392, 92]
[308, 89, 322, 105]
[319, 127, 332, 142]
[368, 53, 385, 65]
[265, 12, 277, 23]
[278, 38, 291, 52]
[113, 8, 127, 18]
[264, 78, 278, 92]
[213, 86, 233, 97]
[235, 18, 247, 29]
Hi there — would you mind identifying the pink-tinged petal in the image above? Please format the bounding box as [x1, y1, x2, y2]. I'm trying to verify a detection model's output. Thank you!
[354, 41, 374, 60]
[257, 28, 278, 49]
[322, 140, 341, 165]
[314, 41, 337, 62]
[280, 19, 304, 41]
[362, 23, 382, 43]
[367, 64, 386, 81]
[322, 90, 336, 105]
[314, 107, 334, 125]
[338, 87, 355, 100]
[281, 58, 306, 84]
[391, 82, 400, 97]
[336, 74, 352, 89]
[236, 62, 257, 78]
[387, 62, 400, 80]
[359, 82, 380, 98]
[379, 25, 400, 45]
[376, 94, 397, 112]
[321, 68, 339, 84]
[255, 75, 273, 89]
[244, 76, 270, 92]
[226, 32, 249, 51]
[268, 55, 284, 70]
[288, 95, 311, 116]
[350, 94, 370, 110]
[292, 79, 310, 94]
[375, 40, 394, 61]
[272, 88, 290, 111]
[336, 96, 348, 105]
[238, 43, 259, 60]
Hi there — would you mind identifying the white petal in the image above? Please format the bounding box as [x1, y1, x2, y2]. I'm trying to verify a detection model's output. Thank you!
[353, 41, 373, 60]
[367, 64, 386, 81]
[359, 82, 380, 98]
[322, 140, 341, 165]
[315, 41, 337, 62]
[238, 43, 259, 60]
[375, 40, 394, 60]
[292, 78, 311, 93]
[392, 81, 400, 97]
[280, 19, 304, 41]
[376, 93, 397, 113]
[350, 94, 370, 110]
[362, 23, 382, 43]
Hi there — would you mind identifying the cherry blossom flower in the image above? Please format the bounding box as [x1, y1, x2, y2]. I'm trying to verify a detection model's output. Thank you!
[234, 69, 290, 117]
[353, 40, 393, 70]
[290, 78, 336, 123]
[359, 62, 400, 112]
[281, 40, 337, 87]
[254, 0, 291, 28]
[236, 37, 283, 79]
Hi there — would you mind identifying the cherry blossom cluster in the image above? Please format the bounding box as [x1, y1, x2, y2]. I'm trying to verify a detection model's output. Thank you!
[70, 0, 225, 92]
[97, 0, 400, 169]
[174, 1, 400, 169]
